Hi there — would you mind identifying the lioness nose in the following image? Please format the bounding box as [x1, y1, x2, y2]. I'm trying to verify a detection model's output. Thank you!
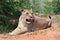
[26, 19, 31, 21]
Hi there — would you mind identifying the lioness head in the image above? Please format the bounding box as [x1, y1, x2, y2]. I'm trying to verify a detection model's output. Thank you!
[20, 9, 34, 24]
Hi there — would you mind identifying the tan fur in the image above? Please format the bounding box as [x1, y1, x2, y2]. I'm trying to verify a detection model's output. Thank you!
[9, 9, 52, 36]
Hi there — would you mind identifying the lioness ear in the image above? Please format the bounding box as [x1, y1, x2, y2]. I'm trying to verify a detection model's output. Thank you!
[19, 8, 26, 14]
[20, 9, 25, 12]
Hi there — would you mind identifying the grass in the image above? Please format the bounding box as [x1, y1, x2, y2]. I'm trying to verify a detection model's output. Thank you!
[51, 16, 60, 23]
[0, 22, 17, 33]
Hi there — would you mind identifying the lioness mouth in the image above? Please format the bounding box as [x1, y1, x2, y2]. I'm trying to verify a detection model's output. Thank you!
[26, 19, 31, 24]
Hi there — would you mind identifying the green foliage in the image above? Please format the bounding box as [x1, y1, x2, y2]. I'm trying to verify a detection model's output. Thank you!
[31, 0, 60, 14]
[56, 0, 60, 14]
[52, 0, 58, 14]
[0, 0, 31, 33]
[44, 1, 53, 14]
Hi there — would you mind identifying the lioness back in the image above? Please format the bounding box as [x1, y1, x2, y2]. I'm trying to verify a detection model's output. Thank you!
[33, 13, 51, 30]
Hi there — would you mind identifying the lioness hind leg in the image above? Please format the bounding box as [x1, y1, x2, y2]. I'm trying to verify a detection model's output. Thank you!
[9, 27, 27, 36]
[48, 21, 52, 27]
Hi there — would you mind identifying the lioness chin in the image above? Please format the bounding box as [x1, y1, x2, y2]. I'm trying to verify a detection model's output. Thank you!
[9, 9, 52, 36]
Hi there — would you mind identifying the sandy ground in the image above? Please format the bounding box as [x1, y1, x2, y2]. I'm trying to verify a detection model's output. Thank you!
[0, 15, 60, 40]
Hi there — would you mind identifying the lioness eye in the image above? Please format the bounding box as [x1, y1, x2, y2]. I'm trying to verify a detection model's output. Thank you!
[26, 13, 28, 14]
[31, 13, 33, 14]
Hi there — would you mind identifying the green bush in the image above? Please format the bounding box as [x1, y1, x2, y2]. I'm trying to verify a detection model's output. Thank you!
[0, 0, 31, 33]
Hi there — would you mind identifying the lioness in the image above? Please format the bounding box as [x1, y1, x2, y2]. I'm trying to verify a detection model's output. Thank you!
[9, 9, 52, 35]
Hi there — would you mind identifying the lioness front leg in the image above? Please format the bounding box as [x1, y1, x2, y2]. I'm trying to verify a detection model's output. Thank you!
[9, 27, 27, 36]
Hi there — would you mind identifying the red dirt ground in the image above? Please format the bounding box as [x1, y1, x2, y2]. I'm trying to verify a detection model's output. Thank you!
[0, 15, 60, 40]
